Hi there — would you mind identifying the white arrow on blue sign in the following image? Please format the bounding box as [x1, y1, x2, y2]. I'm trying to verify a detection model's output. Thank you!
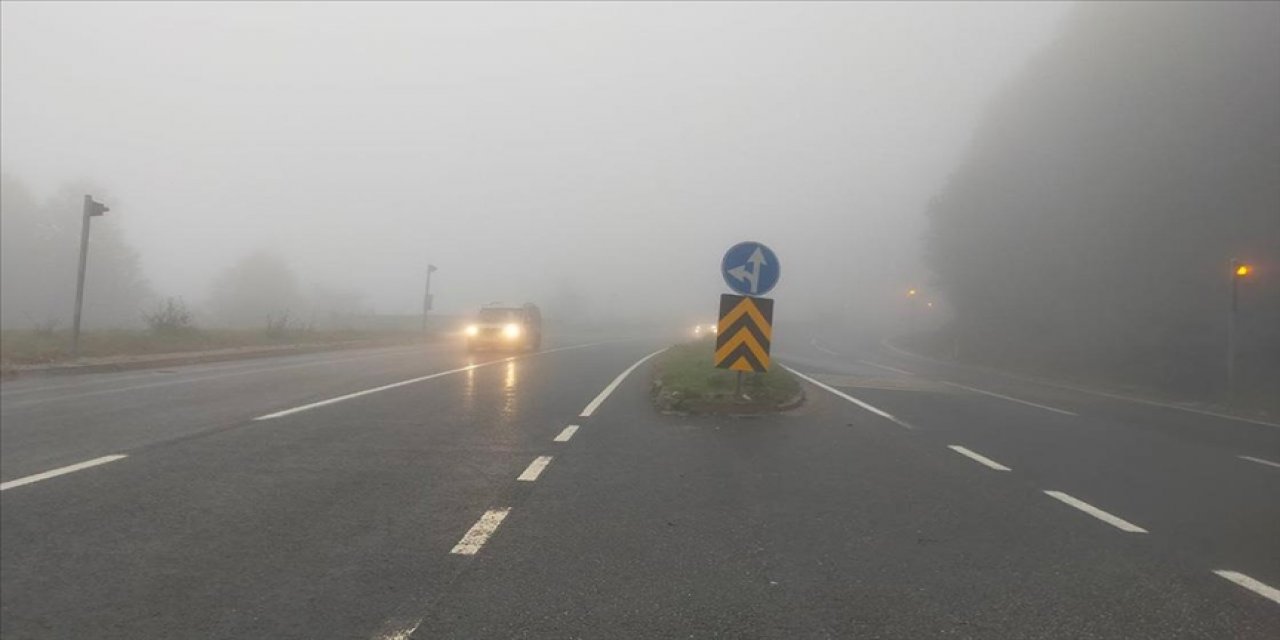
[721, 241, 780, 296]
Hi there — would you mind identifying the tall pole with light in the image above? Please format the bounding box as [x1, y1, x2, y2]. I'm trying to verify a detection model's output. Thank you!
[1227, 259, 1251, 400]
[906, 287, 918, 335]
[71, 195, 110, 359]
[422, 263, 438, 333]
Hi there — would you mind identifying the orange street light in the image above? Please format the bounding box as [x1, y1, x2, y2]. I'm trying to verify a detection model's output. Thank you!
[1235, 264, 1251, 277]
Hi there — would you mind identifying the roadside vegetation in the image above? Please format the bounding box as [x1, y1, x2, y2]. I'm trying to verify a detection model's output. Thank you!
[0, 325, 419, 366]
[651, 339, 802, 414]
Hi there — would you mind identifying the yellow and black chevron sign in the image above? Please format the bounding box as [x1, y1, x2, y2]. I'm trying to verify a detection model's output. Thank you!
[714, 294, 774, 372]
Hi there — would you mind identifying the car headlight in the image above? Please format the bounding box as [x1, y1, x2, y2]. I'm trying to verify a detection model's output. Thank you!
[503, 323, 522, 339]
[465, 325, 479, 337]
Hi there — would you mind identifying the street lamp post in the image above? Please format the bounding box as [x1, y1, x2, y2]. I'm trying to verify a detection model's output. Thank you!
[422, 263, 438, 333]
[1227, 259, 1251, 401]
[71, 195, 109, 359]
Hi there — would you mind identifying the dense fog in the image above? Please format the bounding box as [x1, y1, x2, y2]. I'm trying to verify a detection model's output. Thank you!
[3, 2, 1276, 403]
[1, 2, 1066, 329]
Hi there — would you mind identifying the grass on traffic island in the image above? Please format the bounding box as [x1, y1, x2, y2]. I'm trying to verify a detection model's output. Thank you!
[651, 339, 803, 415]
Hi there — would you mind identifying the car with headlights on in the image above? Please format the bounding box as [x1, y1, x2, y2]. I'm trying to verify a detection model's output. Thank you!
[464, 303, 542, 352]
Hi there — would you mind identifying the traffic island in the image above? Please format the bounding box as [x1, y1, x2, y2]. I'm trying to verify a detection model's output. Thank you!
[651, 340, 804, 415]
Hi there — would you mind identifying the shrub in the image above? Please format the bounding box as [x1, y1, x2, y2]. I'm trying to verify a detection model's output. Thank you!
[144, 297, 196, 335]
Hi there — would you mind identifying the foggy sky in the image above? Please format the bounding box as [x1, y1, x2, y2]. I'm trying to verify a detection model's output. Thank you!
[1, 1, 1069, 323]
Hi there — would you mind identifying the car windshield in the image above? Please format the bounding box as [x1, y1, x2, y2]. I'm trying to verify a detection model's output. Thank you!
[478, 308, 521, 323]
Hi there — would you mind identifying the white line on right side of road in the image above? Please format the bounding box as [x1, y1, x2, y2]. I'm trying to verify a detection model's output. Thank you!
[782, 365, 914, 430]
[1238, 455, 1280, 469]
[450, 507, 512, 555]
[517, 456, 553, 481]
[1213, 570, 1280, 605]
[255, 341, 616, 421]
[1044, 490, 1148, 533]
[810, 338, 843, 357]
[943, 381, 1078, 416]
[0, 454, 128, 492]
[947, 445, 1011, 471]
[579, 348, 667, 417]
[881, 337, 1280, 429]
[554, 425, 579, 442]
[859, 360, 915, 376]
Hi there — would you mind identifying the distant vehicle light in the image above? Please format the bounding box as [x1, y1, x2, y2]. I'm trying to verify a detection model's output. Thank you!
[465, 325, 479, 337]
[503, 323, 522, 339]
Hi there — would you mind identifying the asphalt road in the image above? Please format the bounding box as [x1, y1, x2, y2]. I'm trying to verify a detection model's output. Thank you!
[1, 329, 1277, 639]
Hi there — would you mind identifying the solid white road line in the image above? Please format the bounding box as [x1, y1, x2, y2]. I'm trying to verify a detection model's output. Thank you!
[882, 337, 1280, 429]
[1213, 570, 1280, 605]
[782, 365, 914, 429]
[450, 508, 512, 555]
[0, 454, 129, 492]
[517, 456, 553, 482]
[1238, 455, 1280, 469]
[810, 338, 843, 357]
[579, 348, 667, 417]
[554, 425, 579, 442]
[254, 364, 480, 420]
[254, 341, 615, 421]
[859, 360, 915, 376]
[943, 381, 1077, 416]
[947, 445, 1012, 471]
[1044, 491, 1148, 533]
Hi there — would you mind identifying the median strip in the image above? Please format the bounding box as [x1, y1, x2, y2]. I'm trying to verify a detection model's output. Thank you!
[0, 454, 128, 492]
[450, 508, 512, 555]
[1044, 490, 1147, 533]
[947, 445, 1011, 471]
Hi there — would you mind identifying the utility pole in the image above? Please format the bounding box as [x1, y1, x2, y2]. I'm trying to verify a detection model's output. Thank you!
[1227, 259, 1252, 402]
[422, 263, 437, 332]
[71, 195, 109, 359]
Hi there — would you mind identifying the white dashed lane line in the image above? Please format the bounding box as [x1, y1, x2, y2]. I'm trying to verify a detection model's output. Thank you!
[1044, 490, 1148, 533]
[1213, 570, 1280, 605]
[450, 508, 512, 555]
[517, 456, 554, 482]
[0, 454, 129, 492]
[947, 445, 1011, 471]
[554, 425, 579, 442]
[1238, 455, 1280, 469]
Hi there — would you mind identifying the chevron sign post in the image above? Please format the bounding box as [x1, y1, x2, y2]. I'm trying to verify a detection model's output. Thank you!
[714, 294, 774, 372]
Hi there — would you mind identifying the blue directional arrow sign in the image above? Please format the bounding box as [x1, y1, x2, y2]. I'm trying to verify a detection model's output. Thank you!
[721, 241, 780, 296]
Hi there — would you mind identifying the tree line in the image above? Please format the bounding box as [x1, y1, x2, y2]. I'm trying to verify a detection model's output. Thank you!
[0, 174, 368, 333]
[924, 2, 1279, 401]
